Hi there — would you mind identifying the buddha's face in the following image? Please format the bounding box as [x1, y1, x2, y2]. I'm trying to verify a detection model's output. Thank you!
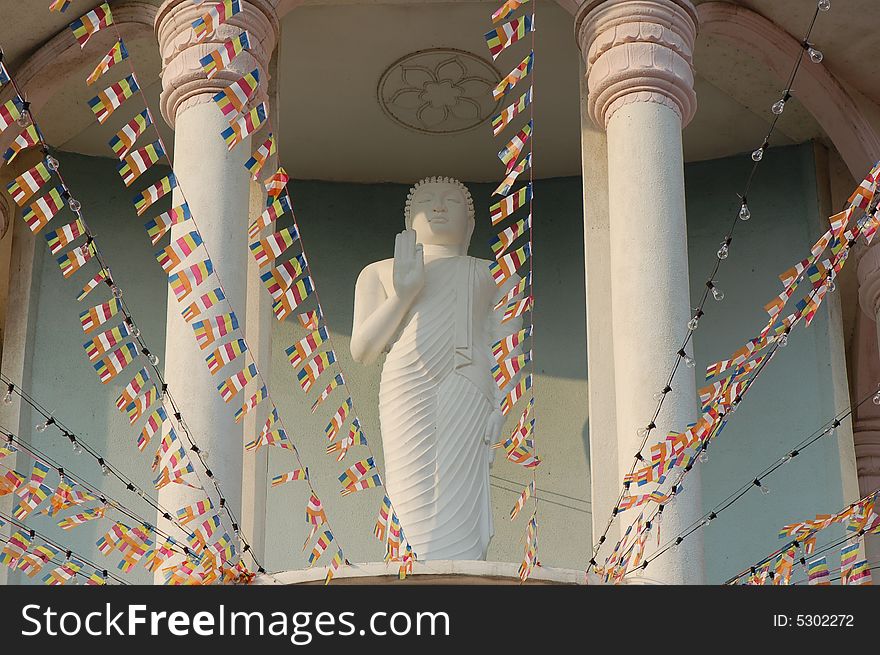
[408, 182, 473, 248]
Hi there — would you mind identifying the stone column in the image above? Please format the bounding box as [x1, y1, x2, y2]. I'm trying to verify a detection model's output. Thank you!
[154, 0, 278, 574]
[576, 0, 704, 584]
[856, 246, 880, 564]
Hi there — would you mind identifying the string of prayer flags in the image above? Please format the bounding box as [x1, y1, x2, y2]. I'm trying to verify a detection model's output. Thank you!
[118, 140, 165, 187]
[308, 529, 334, 566]
[498, 120, 532, 173]
[325, 398, 353, 441]
[0, 530, 32, 567]
[124, 386, 159, 425]
[490, 214, 531, 258]
[304, 493, 328, 550]
[109, 109, 153, 160]
[518, 515, 537, 582]
[15, 462, 52, 520]
[69, 2, 113, 49]
[133, 174, 176, 216]
[222, 102, 268, 150]
[490, 243, 530, 286]
[58, 506, 107, 530]
[83, 322, 130, 362]
[325, 548, 344, 584]
[261, 253, 308, 301]
[3, 124, 41, 164]
[840, 542, 859, 585]
[79, 297, 121, 333]
[93, 342, 139, 383]
[7, 160, 52, 206]
[213, 69, 260, 118]
[250, 226, 299, 267]
[271, 469, 308, 487]
[23, 186, 65, 234]
[138, 407, 167, 451]
[265, 168, 290, 198]
[235, 385, 267, 423]
[493, 351, 531, 389]
[192, 312, 239, 350]
[340, 474, 382, 497]
[58, 242, 96, 278]
[201, 31, 251, 79]
[146, 204, 192, 245]
[192, 0, 242, 43]
[18, 544, 59, 577]
[43, 559, 83, 585]
[849, 560, 873, 585]
[50, 1, 71, 12]
[326, 419, 367, 461]
[156, 231, 203, 273]
[176, 499, 215, 526]
[494, 273, 531, 310]
[45, 218, 85, 255]
[492, 87, 532, 136]
[245, 133, 276, 180]
[485, 15, 535, 60]
[312, 374, 344, 413]
[0, 98, 22, 134]
[273, 276, 315, 321]
[494, 153, 531, 196]
[168, 259, 214, 302]
[88, 74, 140, 125]
[493, 51, 533, 101]
[501, 373, 532, 416]
[77, 269, 109, 302]
[502, 295, 532, 324]
[116, 367, 151, 410]
[87, 39, 128, 86]
[297, 351, 336, 393]
[298, 310, 322, 331]
[510, 480, 535, 520]
[492, 0, 530, 24]
[248, 195, 291, 238]
[0, 471, 25, 498]
[286, 327, 329, 369]
[181, 287, 225, 323]
[217, 362, 258, 403]
[206, 338, 248, 375]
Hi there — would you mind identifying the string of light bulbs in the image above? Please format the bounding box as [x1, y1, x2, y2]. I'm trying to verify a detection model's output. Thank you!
[0, 512, 129, 585]
[0, 379, 214, 562]
[615, 381, 879, 580]
[0, 45, 264, 573]
[723, 486, 879, 585]
[588, 0, 832, 570]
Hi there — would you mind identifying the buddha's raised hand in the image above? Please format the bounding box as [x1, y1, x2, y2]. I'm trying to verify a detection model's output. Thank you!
[392, 229, 425, 302]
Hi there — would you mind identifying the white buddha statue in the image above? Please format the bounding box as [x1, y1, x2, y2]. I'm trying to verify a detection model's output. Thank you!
[351, 177, 521, 560]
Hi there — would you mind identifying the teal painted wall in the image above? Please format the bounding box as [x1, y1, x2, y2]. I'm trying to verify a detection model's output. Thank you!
[4, 143, 848, 583]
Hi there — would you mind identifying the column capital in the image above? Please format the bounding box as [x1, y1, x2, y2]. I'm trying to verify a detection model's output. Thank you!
[575, 0, 698, 130]
[154, 0, 280, 127]
[858, 241, 880, 319]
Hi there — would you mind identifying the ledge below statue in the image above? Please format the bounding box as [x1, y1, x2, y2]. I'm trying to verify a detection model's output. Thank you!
[253, 561, 616, 585]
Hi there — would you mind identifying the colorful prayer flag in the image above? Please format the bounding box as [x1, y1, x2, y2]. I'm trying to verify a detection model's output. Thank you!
[485, 15, 535, 60]
[325, 397, 353, 441]
[201, 31, 251, 79]
[273, 276, 314, 321]
[493, 50, 533, 101]
[234, 385, 268, 423]
[221, 102, 268, 150]
[192, 312, 239, 350]
[206, 338, 248, 375]
[118, 140, 164, 187]
[260, 252, 307, 300]
[0, 98, 22, 135]
[88, 74, 139, 125]
[264, 168, 289, 198]
[501, 373, 532, 416]
[22, 186, 65, 234]
[57, 242, 96, 278]
[250, 226, 298, 267]
[297, 351, 336, 392]
[133, 174, 176, 216]
[7, 160, 52, 207]
[492, 87, 532, 136]
[498, 121, 532, 173]
[212, 69, 260, 117]
[44, 218, 85, 255]
[490, 214, 531, 258]
[87, 40, 128, 86]
[490, 183, 531, 225]
[79, 298, 121, 333]
[510, 480, 535, 520]
[340, 474, 382, 497]
[69, 3, 113, 48]
[490, 243, 530, 286]
[145, 204, 192, 245]
[494, 153, 531, 196]
[156, 231, 203, 273]
[139, 407, 167, 451]
[271, 469, 308, 487]
[168, 259, 214, 302]
[93, 342, 139, 383]
[4, 125, 41, 165]
[192, 0, 242, 43]
[244, 133, 276, 180]
[83, 322, 130, 362]
[492, 0, 530, 24]
[286, 327, 329, 369]
[109, 109, 153, 160]
[311, 374, 344, 413]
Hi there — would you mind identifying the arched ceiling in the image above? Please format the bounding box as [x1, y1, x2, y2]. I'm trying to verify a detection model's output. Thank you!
[2, 0, 878, 183]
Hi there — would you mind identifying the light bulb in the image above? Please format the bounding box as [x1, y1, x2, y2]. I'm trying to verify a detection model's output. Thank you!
[3, 385, 13, 404]
[699, 449, 709, 464]
[760, 483, 771, 496]
[778, 334, 789, 348]
[126, 320, 140, 338]
[68, 198, 81, 213]
[752, 148, 764, 162]
[35, 420, 49, 433]
[828, 278, 836, 293]
[712, 286, 724, 302]
[873, 391, 880, 406]
[653, 390, 667, 402]
[148, 353, 160, 366]
[771, 100, 786, 115]
[808, 47, 823, 64]
[111, 284, 122, 299]
[637, 427, 648, 439]
[739, 203, 751, 221]
[688, 317, 699, 331]
[101, 463, 110, 476]
[717, 243, 729, 260]
[818, 0, 830, 10]
[16, 110, 30, 127]
[684, 354, 696, 368]
[46, 156, 59, 171]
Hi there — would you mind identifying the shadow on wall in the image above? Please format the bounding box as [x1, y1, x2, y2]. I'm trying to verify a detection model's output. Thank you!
[283, 176, 589, 382]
